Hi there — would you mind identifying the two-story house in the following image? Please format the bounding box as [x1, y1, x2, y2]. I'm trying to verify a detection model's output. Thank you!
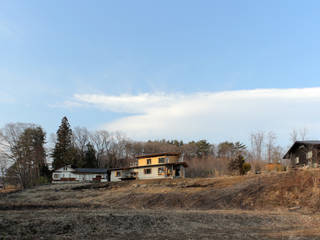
[110, 152, 187, 182]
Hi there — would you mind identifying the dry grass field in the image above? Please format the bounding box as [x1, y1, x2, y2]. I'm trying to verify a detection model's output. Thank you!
[0, 185, 19, 194]
[1, 170, 320, 239]
[2, 208, 320, 240]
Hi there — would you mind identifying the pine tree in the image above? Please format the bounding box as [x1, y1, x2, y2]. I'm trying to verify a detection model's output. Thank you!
[228, 154, 245, 175]
[52, 117, 74, 169]
[196, 139, 211, 158]
[228, 154, 251, 175]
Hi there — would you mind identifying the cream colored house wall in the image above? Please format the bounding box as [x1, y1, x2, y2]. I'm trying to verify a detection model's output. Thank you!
[110, 170, 122, 182]
[136, 166, 172, 180]
[138, 155, 179, 167]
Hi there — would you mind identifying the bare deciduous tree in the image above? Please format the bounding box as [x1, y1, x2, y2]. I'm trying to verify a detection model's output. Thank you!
[290, 127, 309, 143]
[90, 130, 111, 168]
[250, 131, 265, 162]
[266, 131, 276, 163]
[290, 129, 298, 144]
[73, 127, 90, 152]
[299, 127, 308, 141]
[271, 145, 284, 164]
[72, 127, 91, 166]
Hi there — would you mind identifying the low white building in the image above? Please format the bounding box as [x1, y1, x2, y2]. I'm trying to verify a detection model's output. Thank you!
[52, 165, 109, 183]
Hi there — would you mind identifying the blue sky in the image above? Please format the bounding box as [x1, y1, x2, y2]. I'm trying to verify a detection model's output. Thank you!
[1, 1, 320, 146]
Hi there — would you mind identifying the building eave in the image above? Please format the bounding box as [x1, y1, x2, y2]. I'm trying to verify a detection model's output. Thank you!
[135, 152, 180, 159]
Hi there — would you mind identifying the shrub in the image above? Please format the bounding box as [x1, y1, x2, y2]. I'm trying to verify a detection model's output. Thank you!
[228, 155, 251, 175]
[242, 162, 251, 174]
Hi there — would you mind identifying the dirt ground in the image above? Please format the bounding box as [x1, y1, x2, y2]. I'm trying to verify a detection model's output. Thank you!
[1, 208, 320, 239]
[1, 170, 320, 239]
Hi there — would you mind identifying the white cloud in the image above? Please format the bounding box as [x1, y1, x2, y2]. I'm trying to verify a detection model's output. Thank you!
[73, 93, 180, 113]
[71, 88, 320, 145]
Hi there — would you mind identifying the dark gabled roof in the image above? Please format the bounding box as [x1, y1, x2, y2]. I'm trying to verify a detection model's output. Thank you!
[293, 140, 320, 145]
[136, 152, 180, 159]
[283, 140, 320, 159]
[74, 168, 108, 173]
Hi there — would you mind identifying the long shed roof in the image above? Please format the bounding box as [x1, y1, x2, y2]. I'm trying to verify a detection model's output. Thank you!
[135, 152, 180, 159]
[74, 168, 108, 173]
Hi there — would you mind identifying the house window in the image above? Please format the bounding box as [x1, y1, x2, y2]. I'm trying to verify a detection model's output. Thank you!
[158, 157, 165, 163]
[116, 171, 121, 177]
[307, 151, 313, 159]
[53, 174, 60, 179]
[144, 168, 152, 174]
[146, 159, 152, 165]
[158, 167, 165, 175]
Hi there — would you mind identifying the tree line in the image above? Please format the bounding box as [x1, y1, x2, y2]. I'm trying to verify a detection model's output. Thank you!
[0, 116, 296, 189]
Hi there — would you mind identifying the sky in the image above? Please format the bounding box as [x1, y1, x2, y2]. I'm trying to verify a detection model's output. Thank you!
[1, 0, 320, 147]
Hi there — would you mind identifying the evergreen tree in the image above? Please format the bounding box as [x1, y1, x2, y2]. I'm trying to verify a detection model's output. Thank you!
[218, 141, 234, 158]
[83, 143, 98, 168]
[196, 139, 211, 158]
[228, 154, 245, 175]
[233, 142, 246, 155]
[52, 117, 74, 169]
[228, 154, 251, 175]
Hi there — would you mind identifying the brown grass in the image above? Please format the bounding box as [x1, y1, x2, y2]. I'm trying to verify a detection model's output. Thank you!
[1, 208, 320, 239]
[2, 170, 320, 239]
[2, 169, 320, 211]
[0, 184, 19, 194]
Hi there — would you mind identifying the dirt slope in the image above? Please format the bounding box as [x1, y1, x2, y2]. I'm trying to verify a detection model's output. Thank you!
[2, 170, 320, 239]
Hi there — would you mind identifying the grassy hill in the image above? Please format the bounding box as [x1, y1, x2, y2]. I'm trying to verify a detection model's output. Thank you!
[1, 169, 320, 239]
[1, 169, 320, 211]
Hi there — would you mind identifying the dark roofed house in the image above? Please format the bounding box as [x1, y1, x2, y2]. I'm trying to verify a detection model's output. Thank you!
[283, 141, 320, 168]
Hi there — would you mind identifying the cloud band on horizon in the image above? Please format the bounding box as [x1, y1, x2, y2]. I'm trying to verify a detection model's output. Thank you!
[67, 88, 320, 145]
